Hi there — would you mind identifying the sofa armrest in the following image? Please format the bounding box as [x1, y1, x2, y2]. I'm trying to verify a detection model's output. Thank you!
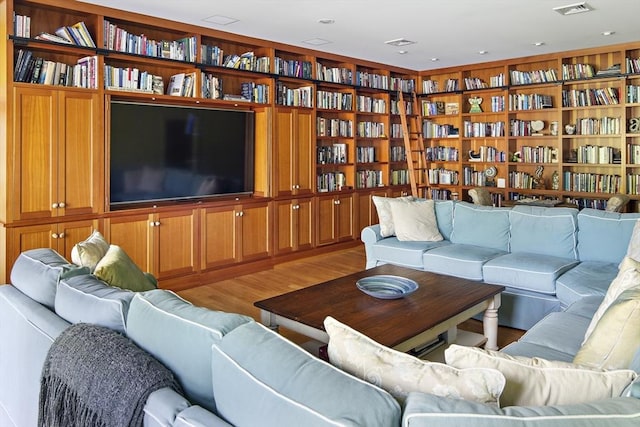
[174, 406, 233, 427]
[402, 392, 640, 427]
[361, 224, 383, 244]
[143, 388, 190, 426]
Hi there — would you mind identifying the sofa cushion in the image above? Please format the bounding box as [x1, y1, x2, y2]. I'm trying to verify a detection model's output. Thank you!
[211, 321, 401, 427]
[450, 202, 511, 251]
[556, 261, 619, 307]
[372, 195, 414, 237]
[125, 290, 252, 412]
[323, 316, 505, 405]
[423, 244, 507, 281]
[482, 252, 578, 294]
[371, 237, 449, 270]
[389, 199, 443, 242]
[93, 245, 156, 292]
[583, 257, 640, 342]
[577, 209, 640, 264]
[401, 392, 640, 427]
[574, 286, 640, 370]
[434, 200, 456, 240]
[55, 274, 134, 333]
[70, 230, 110, 272]
[10, 248, 89, 310]
[509, 206, 578, 259]
[445, 345, 637, 407]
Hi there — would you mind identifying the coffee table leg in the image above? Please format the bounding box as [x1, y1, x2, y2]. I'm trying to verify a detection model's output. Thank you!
[260, 310, 279, 333]
[483, 294, 501, 351]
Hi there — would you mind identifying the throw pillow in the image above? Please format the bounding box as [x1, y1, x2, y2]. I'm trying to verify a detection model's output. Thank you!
[445, 344, 637, 407]
[71, 230, 110, 271]
[324, 317, 505, 405]
[627, 219, 640, 262]
[583, 256, 640, 342]
[388, 199, 443, 242]
[93, 245, 156, 292]
[574, 286, 640, 370]
[372, 195, 413, 237]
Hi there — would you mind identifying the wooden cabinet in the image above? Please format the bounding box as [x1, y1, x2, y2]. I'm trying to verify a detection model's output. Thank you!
[7, 219, 100, 269]
[316, 193, 355, 246]
[11, 87, 101, 221]
[105, 209, 197, 279]
[356, 189, 388, 234]
[273, 197, 314, 255]
[273, 108, 314, 197]
[201, 201, 270, 269]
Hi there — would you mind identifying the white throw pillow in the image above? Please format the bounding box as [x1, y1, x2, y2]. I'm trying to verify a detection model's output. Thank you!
[324, 316, 505, 405]
[583, 256, 640, 343]
[372, 195, 413, 237]
[71, 230, 110, 272]
[574, 286, 640, 370]
[445, 344, 637, 407]
[626, 219, 640, 262]
[388, 199, 443, 242]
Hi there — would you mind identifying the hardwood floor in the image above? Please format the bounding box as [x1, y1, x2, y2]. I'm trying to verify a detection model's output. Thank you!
[177, 246, 524, 349]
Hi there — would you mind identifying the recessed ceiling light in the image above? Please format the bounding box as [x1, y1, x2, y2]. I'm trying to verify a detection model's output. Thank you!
[318, 18, 335, 24]
[602, 31, 615, 36]
[398, 50, 408, 55]
[478, 50, 488, 55]
[203, 15, 239, 26]
[431, 57, 439, 62]
[385, 38, 416, 47]
[303, 38, 331, 46]
[533, 42, 545, 46]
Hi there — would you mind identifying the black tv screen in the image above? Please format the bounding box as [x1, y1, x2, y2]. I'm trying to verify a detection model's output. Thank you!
[109, 101, 254, 207]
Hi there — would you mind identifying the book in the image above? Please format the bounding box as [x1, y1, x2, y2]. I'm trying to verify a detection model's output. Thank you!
[36, 32, 72, 44]
[151, 75, 164, 95]
[71, 21, 96, 48]
[167, 73, 185, 96]
[445, 102, 459, 115]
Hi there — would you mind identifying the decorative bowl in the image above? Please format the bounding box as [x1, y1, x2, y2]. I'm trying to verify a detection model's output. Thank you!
[356, 275, 419, 299]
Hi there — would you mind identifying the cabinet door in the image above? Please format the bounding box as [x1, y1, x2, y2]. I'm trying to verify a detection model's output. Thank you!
[295, 197, 314, 251]
[201, 206, 238, 269]
[155, 210, 198, 279]
[12, 87, 57, 221]
[316, 195, 337, 246]
[335, 193, 355, 242]
[59, 91, 101, 217]
[105, 214, 153, 274]
[356, 190, 387, 232]
[274, 198, 314, 255]
[240, 202, 271, 261]
[274, 109, 313, 197]
[7, 219, 100, 271]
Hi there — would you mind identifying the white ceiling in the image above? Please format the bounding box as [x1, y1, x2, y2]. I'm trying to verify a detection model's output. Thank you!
[80, 0, 640, 71]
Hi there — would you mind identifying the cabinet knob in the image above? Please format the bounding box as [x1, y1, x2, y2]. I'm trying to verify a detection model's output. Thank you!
[236, 211, 244, 217]
[293, 204, 299, 210]
[155, 221, 160, 226]
[58, 232, 65, 238]
[58, 202, 66, 208]
[52, 203, 58, 209]
[334, 199, 340, 205]
[149, 221, 155, 227]
[51, 233, 58, 239]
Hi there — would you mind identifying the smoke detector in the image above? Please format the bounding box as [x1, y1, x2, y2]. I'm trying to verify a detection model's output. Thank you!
[385, 38, 416, 47]
[553, 2, 593, 16]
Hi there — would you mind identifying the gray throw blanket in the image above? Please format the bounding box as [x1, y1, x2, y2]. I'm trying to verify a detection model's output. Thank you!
[38, 323, 182, 427]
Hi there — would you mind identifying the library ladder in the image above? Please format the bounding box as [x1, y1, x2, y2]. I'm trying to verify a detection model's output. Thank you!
[397, 90, 427, 197]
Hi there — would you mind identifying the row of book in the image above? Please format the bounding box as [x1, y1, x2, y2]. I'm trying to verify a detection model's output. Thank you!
[425, 146, 458, 162]
[104, 65, 162, 93]
[626, 85, 640, 103]
[316, 65, 353, 84]
[468, 146, 506, 163]
[13, 13, 31, 38]
[563, 172, 621, 194]
[390, 77, 416, 93]
[356, 121, 385, 138]
[355, 146, 376, 163]
[561, 63, 596, 80]
[276, 83, 313, 107]
[317, 90, 353, 110]
[317, 144, 347, 164]
[14, 49, 98, 88]
[275, 58, 313, 79]
[573, 145, 621, 165]
[510, 69, 558, 85]
[562, 87, 620, 107]
[423, 121, 459, 138]
[390, 100, 413, 115]
[508, 171, 536, 189]
[390, 123, 404, 138]
[462, 167, 493, 186]
[316, 118, 353, 137]
[104, 19, 196, 62]
[390, 146, 406, 162]
[570, 117, 621, 135]
[36, 21, 96, 48]
[463, 120, 505, 138]
[355, 170, 384, 189]
[517, 146, 558, 164]
[390, 169, 410, 186]
[355, 72, 389, 90]
[628, 144, 640, 164]
[509, 93, 553, 111]
[509, 119, 543, 137]
[317, 172, 347, 192]
[427, 168, 459, 185]
[626, 174, 640, 195]
[167, 72, 196, 97]
[222, 52, 270, 73]
[422, 101, 459, 116]
[201, 72, 223, 100]
[356, 96, 387, 113]
[422, 78, 459, 94]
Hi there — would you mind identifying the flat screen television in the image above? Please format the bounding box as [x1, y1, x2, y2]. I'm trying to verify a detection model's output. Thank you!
[109, 101, 255, 207]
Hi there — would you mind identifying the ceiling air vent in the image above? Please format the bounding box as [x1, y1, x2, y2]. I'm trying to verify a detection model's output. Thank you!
[385, 38, 416, 47]
[553, 2, 593, 16]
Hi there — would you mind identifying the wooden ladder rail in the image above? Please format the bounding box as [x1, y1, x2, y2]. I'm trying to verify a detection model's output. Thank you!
[397, 90, 426, 198]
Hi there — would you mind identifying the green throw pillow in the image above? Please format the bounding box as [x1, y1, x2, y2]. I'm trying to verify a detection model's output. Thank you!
[93, 245, 156, 292]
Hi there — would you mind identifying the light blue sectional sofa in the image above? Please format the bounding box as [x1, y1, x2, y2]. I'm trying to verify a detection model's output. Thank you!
[1, 247, 639, 426]
[362, 201, 640, 330]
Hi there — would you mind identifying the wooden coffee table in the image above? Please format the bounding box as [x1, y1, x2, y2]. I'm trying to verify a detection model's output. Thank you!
[255, 264, 505, 353]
